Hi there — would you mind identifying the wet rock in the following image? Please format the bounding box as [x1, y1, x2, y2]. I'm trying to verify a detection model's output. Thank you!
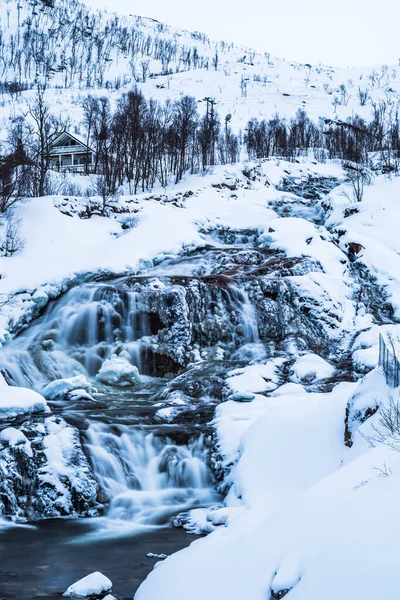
[347, 241, 364, 257]
[229, 391, 256, 402]
[277, 173, 339, 201]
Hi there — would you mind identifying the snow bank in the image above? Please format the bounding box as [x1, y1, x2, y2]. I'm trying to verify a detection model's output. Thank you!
[270, 551, 302, 598]
[136, 376, 400, 600]
[324, 176, 400, 318]
[63, 572, 112, 598]
[0, 385, 50, 419]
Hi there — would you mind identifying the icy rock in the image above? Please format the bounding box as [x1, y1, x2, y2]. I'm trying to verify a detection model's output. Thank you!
[31, 288, 49, 310]
[96, 356, 140, 386]
[42, 375, 94, 400]
[63, 571, 112, 598]
[344, 368, 386, 446]
[0, 385, 50, 419]
[0, 428, 32, 457]
[156, 406, 179, 422]
[229, 391, 256, 402]
[0, 416, 99, 521]
[290, 353, 335, 384]
[67, 388, 95, 402]
[226, 363, 282, 395]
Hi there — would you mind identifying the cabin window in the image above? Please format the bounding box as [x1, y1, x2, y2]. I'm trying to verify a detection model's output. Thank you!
[61, 155, 72, 166]
[75, 153, 92, 165]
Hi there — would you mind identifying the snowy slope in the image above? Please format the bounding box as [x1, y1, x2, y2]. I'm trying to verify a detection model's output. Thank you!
[0, 0, 400, 143]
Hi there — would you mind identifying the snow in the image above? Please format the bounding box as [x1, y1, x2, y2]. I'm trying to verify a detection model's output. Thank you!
[270, 551, 302, 596]
[0, 385, 50, 419]
[324, 176, 400, 319]
[136, 378, 400, 600]
[96, 355, 141, 386]
[0, 3, 400, 598]
[63, 572, 112, 598]
[0, 427, 32, 456]
[41, 374, 94, 400]
[225, 360, 285, 395]
[271, 382, 306, 396]
[289, 353, 335, 384]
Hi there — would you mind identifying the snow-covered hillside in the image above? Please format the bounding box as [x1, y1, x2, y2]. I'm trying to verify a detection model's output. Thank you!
[1, 2, 400, 599]
[0, 0, 399, 139]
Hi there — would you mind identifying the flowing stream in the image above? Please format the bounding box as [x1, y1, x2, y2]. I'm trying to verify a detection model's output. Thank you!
[0, 242, 265, 599]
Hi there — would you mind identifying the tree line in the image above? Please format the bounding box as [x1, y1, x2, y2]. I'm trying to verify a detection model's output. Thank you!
[245, 106, 400, 168]
[1, 89, 400, 212]
[82, 89, 240, 194]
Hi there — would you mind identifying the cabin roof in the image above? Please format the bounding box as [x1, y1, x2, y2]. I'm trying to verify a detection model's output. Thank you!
[50, 131, 93, 152]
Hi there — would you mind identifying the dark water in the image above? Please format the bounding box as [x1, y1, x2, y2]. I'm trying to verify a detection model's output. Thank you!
[0, 519, 198, 599]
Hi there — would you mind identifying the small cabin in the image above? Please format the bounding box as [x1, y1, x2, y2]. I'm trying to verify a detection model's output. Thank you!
[49, 131, 95, 172]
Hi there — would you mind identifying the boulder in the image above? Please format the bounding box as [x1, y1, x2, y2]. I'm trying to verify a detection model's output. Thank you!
[63, 571, 112, 598]
[96, 355, 140, 386]
[42, 375, 94, 400]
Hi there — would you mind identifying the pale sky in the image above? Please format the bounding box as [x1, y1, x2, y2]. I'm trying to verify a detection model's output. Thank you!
[83, 0, 400, 68]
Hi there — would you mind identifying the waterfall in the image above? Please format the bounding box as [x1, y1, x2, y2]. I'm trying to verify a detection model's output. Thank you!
[228, 285, 260, 345]
[0, 282, 158, 386]
[0, 275, 262, 388]
[85, 424, 219, 527]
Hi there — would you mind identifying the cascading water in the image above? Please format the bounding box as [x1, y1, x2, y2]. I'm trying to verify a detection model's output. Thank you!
[0, 244, 264, 536]
[85, 425, 219, 532]
[0, 273, 261, 388]
[0, 282, 162, 387]
[0, 243, 266, 596]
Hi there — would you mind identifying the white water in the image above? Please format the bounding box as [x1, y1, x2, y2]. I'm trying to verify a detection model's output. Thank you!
[229, 285, 260, 345]
[84, 425, 219, 536]
[0, 275, 260, 389]
[0, 283, 156, 387]
[0, 266, 259, 534]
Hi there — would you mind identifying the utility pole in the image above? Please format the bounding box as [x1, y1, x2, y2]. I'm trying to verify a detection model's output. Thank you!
[199, 97, 218, 167]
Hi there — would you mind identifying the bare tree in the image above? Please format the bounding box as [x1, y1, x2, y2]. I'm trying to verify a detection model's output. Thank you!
[358, 87, 370, 106]
[345, 164, 371, 202]
[91, 174, 119, 217]
[212, 48, 219, 71]
[240, 75, 248, 98]
[26, 86, 68, 197]
[1, 212, 25, 256]
[0, 153, 23, 213]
